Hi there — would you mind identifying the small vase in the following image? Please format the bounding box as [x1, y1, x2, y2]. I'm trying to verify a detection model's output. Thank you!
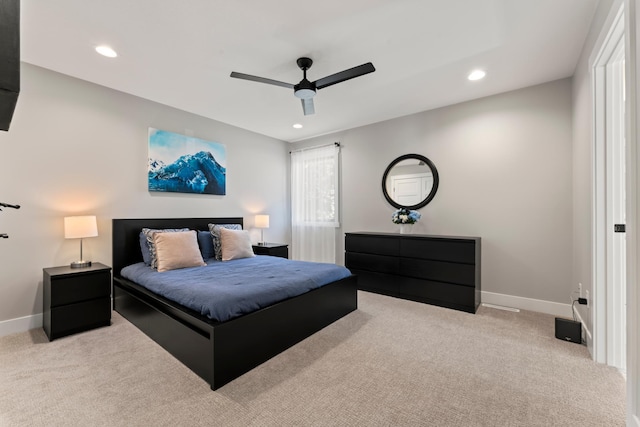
[399, 224, 412, 234]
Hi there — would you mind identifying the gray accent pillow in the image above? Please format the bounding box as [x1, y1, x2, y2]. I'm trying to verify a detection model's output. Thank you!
[208, 223, 243, 260]
[141, 227, 189, 269]
[139, 231, 152, 265]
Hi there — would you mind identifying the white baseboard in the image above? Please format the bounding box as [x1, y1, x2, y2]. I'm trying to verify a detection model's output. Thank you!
[0, 313, 43, 338]
[481, 291, 573, 318]
[0, 293, 574, 337]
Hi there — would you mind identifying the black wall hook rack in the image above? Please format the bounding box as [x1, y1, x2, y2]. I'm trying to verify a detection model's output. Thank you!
[1, 201, 20, 238]
[0, 202, 20, 210]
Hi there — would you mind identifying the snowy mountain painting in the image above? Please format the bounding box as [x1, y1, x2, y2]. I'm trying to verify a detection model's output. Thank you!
[148, 128, 226, 195]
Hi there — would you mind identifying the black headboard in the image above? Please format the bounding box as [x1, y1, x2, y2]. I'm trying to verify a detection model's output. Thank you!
[112, 217, 244, 277]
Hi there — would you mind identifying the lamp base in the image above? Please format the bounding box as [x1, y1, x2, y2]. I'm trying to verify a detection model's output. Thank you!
[70, 260, 92, 268]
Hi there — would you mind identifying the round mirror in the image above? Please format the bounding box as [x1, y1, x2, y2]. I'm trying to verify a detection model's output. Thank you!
[382, 154, 439, 209]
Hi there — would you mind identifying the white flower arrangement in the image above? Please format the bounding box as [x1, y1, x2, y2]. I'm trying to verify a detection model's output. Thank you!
[392, 208, 421, 224]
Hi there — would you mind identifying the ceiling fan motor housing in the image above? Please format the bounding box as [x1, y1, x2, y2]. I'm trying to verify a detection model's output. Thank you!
[294, 79, 316, 99]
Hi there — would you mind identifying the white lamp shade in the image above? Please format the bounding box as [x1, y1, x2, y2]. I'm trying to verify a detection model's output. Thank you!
[255, 215, 270, 229]
[64, 216, 98, 239]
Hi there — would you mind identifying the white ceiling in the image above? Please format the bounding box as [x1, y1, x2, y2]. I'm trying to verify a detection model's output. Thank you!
[20, 0, 599, 142]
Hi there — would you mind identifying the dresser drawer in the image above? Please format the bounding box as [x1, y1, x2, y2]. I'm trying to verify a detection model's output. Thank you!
[400, 238, 476, 263]
[346, 252, 398, 275]
[345, 234, 399, 256]
[350, 269, 401, 297]
[50, 272, 111, 307]
[401, 277, 475, 308]
[399, 258, 475, 286]
[50, 297, 111, 339]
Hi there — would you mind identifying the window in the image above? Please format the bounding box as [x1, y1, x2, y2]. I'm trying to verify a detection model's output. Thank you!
[290, 144, 340, 262]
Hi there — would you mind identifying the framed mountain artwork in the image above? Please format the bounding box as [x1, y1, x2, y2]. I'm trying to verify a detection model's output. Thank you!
[148, 128, 226, 195]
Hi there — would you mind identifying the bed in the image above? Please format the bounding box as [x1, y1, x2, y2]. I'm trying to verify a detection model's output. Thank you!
[112, 217, 358, 390]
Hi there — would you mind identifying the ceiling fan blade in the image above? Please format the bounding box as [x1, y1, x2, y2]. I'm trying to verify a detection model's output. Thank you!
[313, 62, 375, 90]
[301, 98, 315, 115]
[230, 72, 294, 89]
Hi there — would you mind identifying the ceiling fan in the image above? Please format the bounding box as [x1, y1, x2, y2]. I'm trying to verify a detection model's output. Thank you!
[230, 57, 375, 115]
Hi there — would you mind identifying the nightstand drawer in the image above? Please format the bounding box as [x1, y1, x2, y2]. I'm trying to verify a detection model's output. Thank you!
[50, 272, 111, 307]
[252, 244, 288, 258]
[49, 297, 111, 339]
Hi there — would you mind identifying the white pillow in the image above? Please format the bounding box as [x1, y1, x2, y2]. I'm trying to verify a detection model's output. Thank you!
[220, 228, 255, 261]
[153, 230, 206, 272]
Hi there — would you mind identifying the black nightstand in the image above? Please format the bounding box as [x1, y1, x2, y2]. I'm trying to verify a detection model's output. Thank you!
[252, 243, 288, 259]
[43, 262, 112, 341]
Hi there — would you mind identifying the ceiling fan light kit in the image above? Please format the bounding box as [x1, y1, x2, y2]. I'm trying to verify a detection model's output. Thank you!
[294, 85, 315, 99]
[230, 57, 375, 116]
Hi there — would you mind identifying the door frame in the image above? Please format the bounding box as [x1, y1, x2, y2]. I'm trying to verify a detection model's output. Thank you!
[625, 0, 640, 424]
[592, 3, 625, 367]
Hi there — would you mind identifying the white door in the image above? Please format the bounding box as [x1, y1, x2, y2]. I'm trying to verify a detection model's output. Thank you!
[393, 176, 422, 206]
[423, 175, 434, 200]
[391, 173, 431, 206]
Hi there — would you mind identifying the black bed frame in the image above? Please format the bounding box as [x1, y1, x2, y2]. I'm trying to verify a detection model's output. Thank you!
[112, 217, 358, 390]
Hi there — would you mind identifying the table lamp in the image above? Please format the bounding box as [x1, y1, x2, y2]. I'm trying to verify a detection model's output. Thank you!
[64, 215, 98, 268]
[255, 214, 269, 246]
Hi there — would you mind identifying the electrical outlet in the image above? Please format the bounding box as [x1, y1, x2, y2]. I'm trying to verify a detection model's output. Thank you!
[578, 283, 583, 298]
[585, 290, 590, 308]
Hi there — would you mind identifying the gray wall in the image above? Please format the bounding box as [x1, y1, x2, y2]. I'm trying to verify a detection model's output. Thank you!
[0, 64, 289, 323]
[292, 78, 573, 304]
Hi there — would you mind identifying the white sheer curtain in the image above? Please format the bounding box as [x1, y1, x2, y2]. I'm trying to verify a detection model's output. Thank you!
[290, 143, 340, 262]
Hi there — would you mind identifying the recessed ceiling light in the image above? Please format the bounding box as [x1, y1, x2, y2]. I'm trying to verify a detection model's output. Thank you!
[293, 123, 303, 129]
[468, 69, 486, 81]
[95, 45, 117, 58]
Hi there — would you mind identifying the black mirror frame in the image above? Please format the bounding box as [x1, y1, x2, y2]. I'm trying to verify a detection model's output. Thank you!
[381, 154, 439, 210]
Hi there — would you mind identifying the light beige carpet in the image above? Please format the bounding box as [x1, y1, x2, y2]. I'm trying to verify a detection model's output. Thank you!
[0, 291, 625, 426]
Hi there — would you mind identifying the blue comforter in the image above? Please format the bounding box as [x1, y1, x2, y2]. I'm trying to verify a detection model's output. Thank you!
[120, 256, 352, 322]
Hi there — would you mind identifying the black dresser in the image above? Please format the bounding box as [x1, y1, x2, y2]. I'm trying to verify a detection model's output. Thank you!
[345, 232, 481, 313]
